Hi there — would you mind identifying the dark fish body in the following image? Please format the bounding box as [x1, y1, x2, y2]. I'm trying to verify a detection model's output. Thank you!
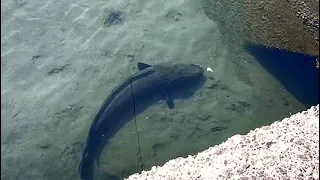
[79, 62, 205, 180]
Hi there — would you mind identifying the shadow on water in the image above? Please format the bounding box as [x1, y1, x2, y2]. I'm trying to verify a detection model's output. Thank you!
[244, 42, 319, 107]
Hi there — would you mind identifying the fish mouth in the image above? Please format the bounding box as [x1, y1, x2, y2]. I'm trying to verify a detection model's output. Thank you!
[187, 64, 204, 76]
[198, 66, 204, 74]
[192, 64, 204, 77]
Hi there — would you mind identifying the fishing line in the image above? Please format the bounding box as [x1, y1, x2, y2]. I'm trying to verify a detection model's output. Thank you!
[129, 55, 144, 171]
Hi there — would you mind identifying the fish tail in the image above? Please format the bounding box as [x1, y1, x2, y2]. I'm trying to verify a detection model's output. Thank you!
[78, 152, 95, 180]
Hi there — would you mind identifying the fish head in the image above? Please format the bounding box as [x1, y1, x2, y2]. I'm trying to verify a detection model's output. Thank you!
[159, 63, 206, 99]
[169, 63, 204, 82]
[175, 63, 204, 78]
[156, 63, 206, 91]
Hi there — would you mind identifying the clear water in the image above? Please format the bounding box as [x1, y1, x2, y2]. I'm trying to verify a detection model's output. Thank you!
[1, 0, 317, 180]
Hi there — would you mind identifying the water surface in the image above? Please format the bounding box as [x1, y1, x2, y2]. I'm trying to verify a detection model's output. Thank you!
[1, 0, 312, 179]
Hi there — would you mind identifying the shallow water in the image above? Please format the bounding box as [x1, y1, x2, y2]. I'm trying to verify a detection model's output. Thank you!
[1, 0, 316, 180]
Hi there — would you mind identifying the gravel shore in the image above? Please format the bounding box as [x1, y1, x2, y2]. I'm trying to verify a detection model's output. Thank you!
[126, 105, 319, 180]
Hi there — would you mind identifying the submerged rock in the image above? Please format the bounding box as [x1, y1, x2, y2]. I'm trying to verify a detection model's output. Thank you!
[104, 10, 123, 27]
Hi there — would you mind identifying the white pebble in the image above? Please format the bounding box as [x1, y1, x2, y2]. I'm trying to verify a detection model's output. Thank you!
[207, 67, 213, 72]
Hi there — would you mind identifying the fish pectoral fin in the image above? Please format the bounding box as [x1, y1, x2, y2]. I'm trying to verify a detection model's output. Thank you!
[162, 90, 175, 109]
[137, 62, 152, 70]
[165, 97, 175, 109]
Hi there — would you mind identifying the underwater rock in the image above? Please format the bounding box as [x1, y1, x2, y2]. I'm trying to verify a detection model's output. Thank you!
[211, 126, 228, 133]
[104, 10, 123, 27]
[165, 10, 182, 21]
[47, 64, 70, 75]
[226, 101, 251, 113]
[195, 113, 212, 121]
[37, 143, 51, 149]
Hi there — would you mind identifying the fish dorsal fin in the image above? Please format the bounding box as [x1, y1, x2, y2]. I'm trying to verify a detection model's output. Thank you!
[138, 62, 152, 70]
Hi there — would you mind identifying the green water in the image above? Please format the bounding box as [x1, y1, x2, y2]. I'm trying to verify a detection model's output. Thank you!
[1, 0, 307, 179]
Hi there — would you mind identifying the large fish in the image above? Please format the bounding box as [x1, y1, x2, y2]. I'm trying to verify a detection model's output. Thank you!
[79, 62, 205, 180]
